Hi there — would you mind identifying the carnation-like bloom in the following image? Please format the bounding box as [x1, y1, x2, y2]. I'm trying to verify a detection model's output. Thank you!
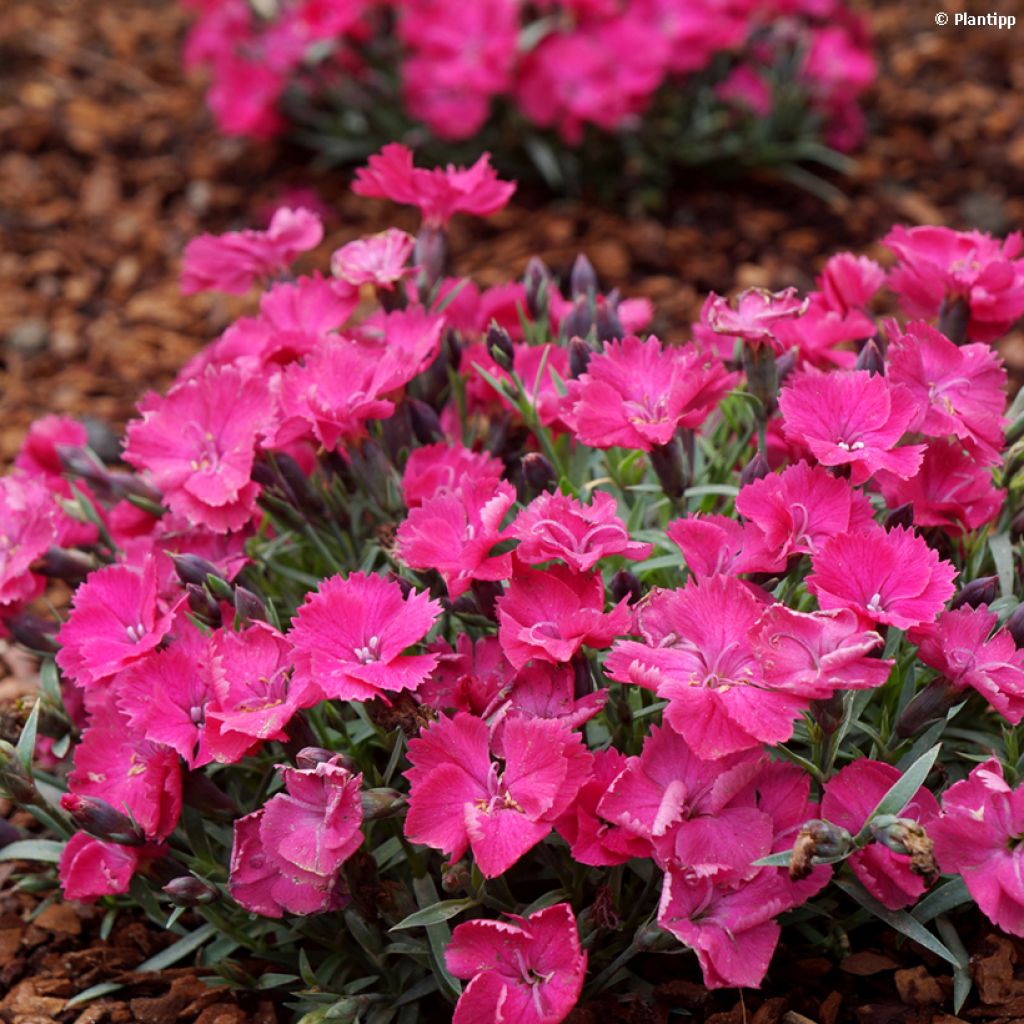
[401, 443, 504, 508]
[821, 760, 939, 909]
[769, 293, 873, 368]
[289, 572, 442, 702]
[886, 320, 1007, 465]
[566, 335, 734, 451]
[807, 525, 957, 630]
[446, 903, 587, 1024]
[665, 514, 782, 578]
[124, 365, 273, 533]
[229, 756, 363, 917]
[180, 206, 324, 295]
[818, 252, 885, 314]
[931, 758, 1024, 936]
[59, 832, 147, 903]
[497, 563, 630, 669]
[353, 144, 516, 228]
[778, 370, 924, 485]
[912, 606, 1024, 724]
[701, 287, 809, 352]
[330, 228, 415, 289]
[606, 576, 805, 759]
[884, 225, 1024, 342]
[404, 713, 590, 877]
[735, 461, 876, 561]
[0, 474, 57, 610]
[396, 476, 516, 599]
[510, 490, 651, 572]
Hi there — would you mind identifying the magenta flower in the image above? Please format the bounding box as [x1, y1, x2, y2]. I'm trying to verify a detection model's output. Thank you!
[778, 370, 924, 485]
[912, 606, 1024, 724]
[606, 576, 805, 759]
[821, 760, 939, 909]
[124, 365, 273, 533]
[56, 561, 181, 689]
[735, 461, 876, 561]
[497, 563, 630, 669]
[401, 443, 504, 508]
[446, 903, 586, 1024]
[886, 320, 1007, 465]
[0, 474, 57, 610]
[885, 225, 1024, 341]
[566, 335, 734, 451]
[353, 144, 516, 228]
[877, 439, 1003, 535]
[510, 491, 651, 572]
[289, 572, 442, 702]
[807, 525, 957, 630]
[180, 206, 323, 295]
[502, 661, 607, 733]
[931, 759, 1024, 936]
[404, 714, 589, 877]
[330, 228, 415, 289]
[419, 635, 513, 717]
[769, 294, 873, 368]
[818, 252, 885, 314]
[701, 287, 809, 352]
[751, 606, 891, 699]
[665, 514, 782, 578]
[230, 756, 363, 917]
[59, 833, 146, 903]
[396, 476, 517, 599]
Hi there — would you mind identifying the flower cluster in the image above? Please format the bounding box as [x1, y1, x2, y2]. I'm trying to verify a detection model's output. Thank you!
[3, 148, 1024, 1022]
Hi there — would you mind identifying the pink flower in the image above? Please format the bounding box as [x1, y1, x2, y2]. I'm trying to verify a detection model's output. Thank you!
[770, 294, 873, 368]
[778, 370, 924, 485]
[818, 252, 885, 315]
[205, 54, 285, 140]
[751, 606, 891, 699]
[665, 514, 782, 578]
[931, 759, 1024, 936]
[124, 365, 273, 533]
[606, 576, 805, 759]
[352, 144, 516, 229]
[566, 336, 735, 452]
[497, 563, 630, 669]
[807, 525, 957, 630]
[418, 635, 513, 717]
[59, 833, 146, 903]
[446, 903, 586, 1024]
[330, 228, 415, 289]
[912, 606, 1024, 724]
[180, 207, 323, 295]
[56, 561, 181, 689]
[702, 287, 809, 352]
[229, 756, 362, 917]
[500, 662, 607, 734]
[877, 439, 1003, 534]
[289, 572, 442, 702]
[0, 475, 57, 610]
[396, 476, 516, 599]
[715, 66, 772, 116]
[735, 461, 876, 561]
[885, 225, 1024, 342]
[886, 320, 1007, 465]
[404, 714, 589, 877]
[401, 443, 504, 508]
[510, 491, 651, 572]
[821, 760, 939, 909]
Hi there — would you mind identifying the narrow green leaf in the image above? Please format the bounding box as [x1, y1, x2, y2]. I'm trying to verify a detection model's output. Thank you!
[990, 532, 1015, 599]
[0, 838, 64, 863]
[390, 897, 476, 931]
[855, 744, 941, 843]
[412, 876, 462, 1001]
[935, 915, 972, 1012]
[752, 850, 793, 868]
[15, 700, 40, 774]
[912, 877, 972, 924]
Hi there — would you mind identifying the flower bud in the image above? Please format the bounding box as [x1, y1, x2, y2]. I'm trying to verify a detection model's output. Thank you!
[33, 547, 96, 584]
[0, 740, 38, 805]
[572, 655, 594, 700]
[295, 746, 357, 771]
[811, 692, 844, 735]
[360, 788, 406, 821]
[524, 257, 552, 321]
[520, 452, 556, 496]
[884, 502, 915, 531]
[163, 875, 219, 906]
[568, 336, 593, 379]
[409, 399, 445, 445]
[4, 612, 59, 653]
[594, 297, 624, 343]
[938, 295, 970, 346]
[743, 345, 779, 416]
[609, 569, 642, 606]
[275, 452, 323, 518]
[170, 553, 224, 589]
[414, 226, 447, 295]
[589, 885, 621, 931]
[895, 677, 959, 738]
[441, 859, 472, 894]
[233, 586, 267, 624]
[471, 579, 503, 620]
[570, 253, 598, 299]
[650, 440, 686, 500]
[182, 772, 238, 816]
[1005, 604, 1024, 648]
[486, 325, 515, 370]
[739, 449, 772, 488]
[854, 338, 885, 376]
[60, 794, 144, 845]
[562, 296, 594, 341]
[950, 575, 999, 611]
[774, 349, 798, 389]
[789, 819, 853, 880]
[869, 815, 938, 878]
[186, 583, 222, 628]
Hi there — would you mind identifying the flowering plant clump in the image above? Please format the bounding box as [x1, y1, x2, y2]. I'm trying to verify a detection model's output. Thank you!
[180, 0, 875, 194]
[3, 149, 1024, 1021]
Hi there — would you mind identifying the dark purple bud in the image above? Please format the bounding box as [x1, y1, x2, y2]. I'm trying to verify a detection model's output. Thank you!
[895, 677, 959, 738]
[61, 794, 144, 845]
[409, 399, 445, 445]
[275, 452, 322, 517]
[938, 295, 970, 346]
[521, 452, 556, 495]
[594, 297, 624, 343]
[186, 583, 222, 627]
[774, 349, 798, 388]
[855, 338, 885, 376]
[570, 253, 598, 299]
[563, 296, 594, 341]
[610, 569, 642, 606]
[163, 875, 219, 906]
[950, 575, 998, 611]
[739, 449, 772, 488]
[524, 257, 552, 320]
[414, 225, 447, 295]
[170, 553, 224, 589]
[1006, 604, 1024, 648]
[81, 417, 121, 463]
[572, 656, 594, 700]
[33, 546, 95, 584]
[182, 772, 238, 816]
[3, 612, 59, 653]
[650, 440, 686, 500]
[471, 579, 503, 620]
[811, 692, 844, 734]
[361, 788, 406, 820]
[233, 586, 267, 623]
[56, 445, 109, 488]
[884, 502, 915, 531]
[0, 817, 20, 850]
[486, 325, 515, 370]
[743, 345, 779, 416]
[568, 336, 593, 379]
[444, 328, 462, 370]
[249, 459, 278, 490]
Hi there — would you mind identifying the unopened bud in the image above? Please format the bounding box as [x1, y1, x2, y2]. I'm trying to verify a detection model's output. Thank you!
[884, 502, 915, 531]
[33, 547, 96, 584]
[441, 859, 472, 894]
[295, 747, 357, 772]
[275, 452, 323, 518]
[609, 569, 642, 606]
[4, 613, 59, 653]
[486, 325, 515, 370]
[650, 440, 686, 500]
[563, 296, 594, 341]
[743, 345, 779, 416]
[414, 226, 447, 295]
[938, 295, 970, 346]
[471, 579, 503, 620]
[594, 297, 624, 343]
[570, 253, 598, 299]
[186, 583, 222, 627]
[409, 399, 445, 445]
[360, 788, 406, 820]
[163, 875, 219, 906]
[170, 553, 224, 589]
[568, 336, 593, 379]
[895, 677, 959, 739]
[811, 692, 845, 735]
[572, 655, 594, 700]
[950, 575, 998, 611]
[61, 794, 144, 845]
[740, 450, 772, 488]
[182, 772, 238, 816]
[774, 349, 798, 388]
[789, 819, 853, 880]
[869, 815, 938, 879]
[0, 740, 38, 805]
[1005, 603, 1024, 647]
[524, 257, 552, 321]
[233, 586, 267, 623]
[520, 452, 556, 496]
[855, 338, 885, 376]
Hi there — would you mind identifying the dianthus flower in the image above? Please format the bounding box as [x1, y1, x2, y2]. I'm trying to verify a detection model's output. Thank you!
[396, 476, 517, 599]
[770, 294, 873, 368]
[701, 287, 809, 352]
[330, 228, 415, 289]
[497, 563, 630, 669]
[124, 365, 273, 533]
[0, 474, 57, 610]
[665, 514, 782, 578]
[180, 206, 323, 295]
[401, 444, 504, 508]
[807, 524, 957, 630]
[821, 760, 939, 909]
[446, 903, 587, 1024]
[289, 572, 442, 702]
[566, 335, 734, 452]
[352, 144, 515, 228]
[59, 833, 151, 903]
[404, 714, 589, 877]
[510, 491, 651, 572]
[778, 370, 924, 484]
[818, 252, 886, 314]
[418, 635, 513, 717]
[912, 606, 1024, 724]
[886, 320, 1007, 464]
[885, 225, 1024, 342]
[931, 759, 1024, 936]
[606, 576, 804, 759]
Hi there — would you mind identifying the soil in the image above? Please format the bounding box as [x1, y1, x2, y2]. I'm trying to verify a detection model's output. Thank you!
[2, 0, 1024, 1020]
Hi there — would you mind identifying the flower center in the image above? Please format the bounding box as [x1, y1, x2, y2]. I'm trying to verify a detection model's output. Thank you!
[354, 635, 382, 663]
